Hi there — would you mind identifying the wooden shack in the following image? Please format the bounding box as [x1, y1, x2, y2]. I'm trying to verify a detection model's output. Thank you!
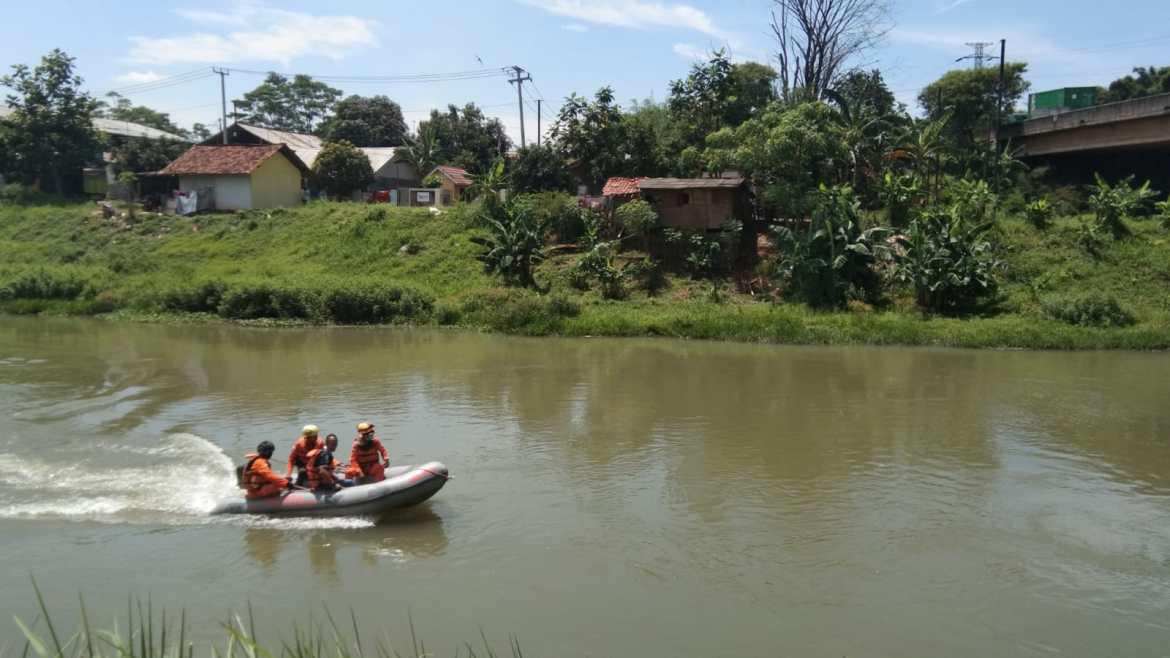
[636, 178, 746, 230]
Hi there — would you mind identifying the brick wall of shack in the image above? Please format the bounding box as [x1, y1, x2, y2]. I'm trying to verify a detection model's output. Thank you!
[643, 188, 739, 230]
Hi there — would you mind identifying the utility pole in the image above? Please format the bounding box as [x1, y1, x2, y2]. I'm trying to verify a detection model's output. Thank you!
[536, 99, 542, 148]
[994, 38, 1007, 198]
[213, 67, 229, 144]
[956, 42, 995, 69]
[508, 65, 532, 147]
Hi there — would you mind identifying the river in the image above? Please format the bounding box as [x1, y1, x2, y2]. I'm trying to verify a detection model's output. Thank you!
[0, 316, 1168, 656]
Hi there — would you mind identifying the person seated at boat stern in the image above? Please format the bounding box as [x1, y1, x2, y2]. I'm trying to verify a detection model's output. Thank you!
[306, 433, 355, 492]
[240, 441, 290, 499]
[287, 424, 323, 486]
[347, 422, 389, 483]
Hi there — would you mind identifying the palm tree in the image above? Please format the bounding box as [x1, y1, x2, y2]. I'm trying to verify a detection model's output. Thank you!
[400, 124, 440, 179]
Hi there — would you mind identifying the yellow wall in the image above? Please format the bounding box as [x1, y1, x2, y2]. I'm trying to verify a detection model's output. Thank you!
[249, 154, 303, 209]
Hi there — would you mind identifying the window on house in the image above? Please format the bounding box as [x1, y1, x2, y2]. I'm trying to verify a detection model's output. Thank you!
[678, 192, 690, 206]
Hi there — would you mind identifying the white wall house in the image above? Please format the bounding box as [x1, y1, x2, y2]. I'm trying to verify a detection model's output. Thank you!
[160, 144, 309, 211]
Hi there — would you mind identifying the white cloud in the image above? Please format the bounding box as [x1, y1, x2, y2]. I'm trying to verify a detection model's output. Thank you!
[114, 70, 167, 84]
[935, 0, 974, 13]
[672, 43, 707, 61]
[519, 0, 723, 37]
[128, 4, 378, 65]
[562, 23, 589, 32]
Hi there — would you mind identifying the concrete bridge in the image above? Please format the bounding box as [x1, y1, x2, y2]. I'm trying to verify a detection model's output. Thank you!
[1002, 93, 1170, 157]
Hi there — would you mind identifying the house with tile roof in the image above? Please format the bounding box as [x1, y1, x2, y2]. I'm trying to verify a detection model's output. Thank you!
[160, 144, 309, 210]
[200, 122, 421, 202]
[421, 165, 475, 206]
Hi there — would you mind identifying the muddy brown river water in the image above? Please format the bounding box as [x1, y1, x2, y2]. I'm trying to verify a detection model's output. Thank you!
[0, 317, 1168, 656]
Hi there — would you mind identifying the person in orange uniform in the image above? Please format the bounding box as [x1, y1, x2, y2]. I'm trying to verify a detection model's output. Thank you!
[347, 421, 389, 483]
[305, 433, 354, 491]
[286, 425, 322, 486]
[243, 441, 290, 499]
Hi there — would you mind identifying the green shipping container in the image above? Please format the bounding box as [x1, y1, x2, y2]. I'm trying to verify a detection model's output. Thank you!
[1030, 87, 1098, 114]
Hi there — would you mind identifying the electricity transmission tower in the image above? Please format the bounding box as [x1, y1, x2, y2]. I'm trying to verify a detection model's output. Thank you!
[956, 42, 997, 69]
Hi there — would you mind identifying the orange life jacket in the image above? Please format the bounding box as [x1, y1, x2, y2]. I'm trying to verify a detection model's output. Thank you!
[287, 436, 321, 474]
[242, 454, 285, 492]
[349, 436, 387, 472]
[304, 447, 339, 490]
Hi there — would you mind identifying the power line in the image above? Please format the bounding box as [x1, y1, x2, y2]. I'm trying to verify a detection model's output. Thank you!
[225, 66, 510, 84]
[108, 69, 216, 95]
[956, 42, 997, 69]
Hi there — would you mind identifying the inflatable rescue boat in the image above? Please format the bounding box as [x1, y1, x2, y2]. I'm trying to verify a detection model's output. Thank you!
[211, 462, 449, 517]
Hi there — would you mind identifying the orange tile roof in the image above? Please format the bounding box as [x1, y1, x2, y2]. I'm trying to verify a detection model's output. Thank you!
[160, 144, 306, 176]
[602, 177, 643, 196]
[435, 165, 473, 188]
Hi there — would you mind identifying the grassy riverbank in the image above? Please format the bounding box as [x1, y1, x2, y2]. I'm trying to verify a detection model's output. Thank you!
[1, 201, 1168, 349]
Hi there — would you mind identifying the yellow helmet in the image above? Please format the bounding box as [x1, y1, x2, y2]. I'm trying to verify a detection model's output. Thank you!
[356, 421, 375, 433]
[301, 424, 320, 437]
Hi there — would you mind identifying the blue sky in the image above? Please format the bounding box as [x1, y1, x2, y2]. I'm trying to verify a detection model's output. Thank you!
[2, 0, 1168, 142]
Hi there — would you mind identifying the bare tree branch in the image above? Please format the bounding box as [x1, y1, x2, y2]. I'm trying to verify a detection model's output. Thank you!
[771, 0, 892, 102]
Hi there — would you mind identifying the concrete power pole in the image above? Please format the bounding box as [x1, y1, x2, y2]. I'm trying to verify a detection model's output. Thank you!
[537, 99, 542, 148]
[213, 67, 230, 144]
[508, 65, 532, 148]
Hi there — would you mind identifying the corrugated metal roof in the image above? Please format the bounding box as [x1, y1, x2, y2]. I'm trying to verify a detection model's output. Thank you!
[1, 105, 189, 142]
[93, 118, 188, 141]
[234, 123, 323, 150]
[638, 177, 745, 190]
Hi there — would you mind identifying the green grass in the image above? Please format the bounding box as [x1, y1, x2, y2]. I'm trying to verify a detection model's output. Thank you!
[9, 579, 522, 658]
[1, 201, 1168, 349]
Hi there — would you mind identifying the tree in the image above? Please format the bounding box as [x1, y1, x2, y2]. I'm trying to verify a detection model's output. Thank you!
[668, 52, 778, 151]
[191, 123, 212, 141]
[0, 49, 100, 193]
[100, 92, 187, 134]
[99, 93, 189, 173]
[400, 124, 441, 182]
[832, 69, 899, 120]
[704, 101, 848, 218]
[318, 95, 408, 147]
[771, 0, 892, 102]
[234, 73, 342, 133]
[1099, 66, 1170, 103]
[423, 103, 510, 173]
[918, 64, 1029, 162]
[623, 99, 674, 177]
[549, 87, 627, 190]
[312, 140, 373, 199]
[824, 70, 903, 197]
[509, 145, 572, 193]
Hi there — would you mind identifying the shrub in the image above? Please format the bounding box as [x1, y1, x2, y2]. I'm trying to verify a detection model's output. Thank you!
[895, 207, 1002, 314]
[1024, 198, 1053, 229]
[948, 178, 997, 224]
[471, 201, 548, 287]
[216, 281, 319, 320]
[422, 172, 443, 188]
[878, 172, 921, 227]
[772, 185, 892, 307]
[0, 268, 93, 300]
[312, 140, 374, 199]
[614, 199, 658, 240]
[1156, 199, 1170, 230]
[1043, 293, 1135, 327]
[1088, 174, 1159, 239]
[0, 182, 53, 205]
[320, 282, 433, 323]
[458, 289, 579, 334]
[572, 209, 627, 299]
[158, 279, 227, 313]
[512, 193, 582, 242]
